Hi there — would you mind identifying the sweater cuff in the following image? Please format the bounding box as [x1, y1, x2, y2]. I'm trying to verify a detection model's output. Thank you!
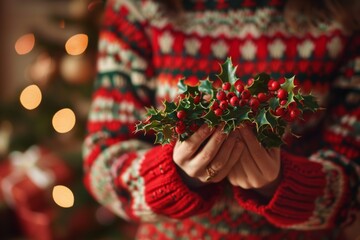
[140, 143, 217, 219]
[234, 151, 327, 227]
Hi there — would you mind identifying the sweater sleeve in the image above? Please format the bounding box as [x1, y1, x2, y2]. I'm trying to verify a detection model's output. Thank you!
[83, 0, 215, 222]
[233, 33, 360, 230]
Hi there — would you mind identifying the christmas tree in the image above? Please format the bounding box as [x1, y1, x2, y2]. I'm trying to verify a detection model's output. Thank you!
[0, 0, 136, 239]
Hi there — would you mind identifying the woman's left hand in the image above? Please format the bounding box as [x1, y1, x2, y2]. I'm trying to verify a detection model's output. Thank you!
[227, 127, 281, 199]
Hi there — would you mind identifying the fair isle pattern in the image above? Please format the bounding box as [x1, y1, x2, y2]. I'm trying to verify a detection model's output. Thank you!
[89, 140, 152, 220]
[119, 150, 170, 222]
[83, 0, 360, 239]
[290, 157, 346, 230]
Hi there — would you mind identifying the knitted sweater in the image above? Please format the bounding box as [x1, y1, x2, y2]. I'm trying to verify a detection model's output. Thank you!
[83, 0, 360, 239]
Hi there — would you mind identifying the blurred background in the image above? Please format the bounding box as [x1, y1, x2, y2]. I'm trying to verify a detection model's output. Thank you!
[0, 0, 137, 239]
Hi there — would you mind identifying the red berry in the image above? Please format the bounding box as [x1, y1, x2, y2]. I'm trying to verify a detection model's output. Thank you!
[249, 97, 260, 110]
[277, 89, 288, 100]
[177, 110, 187, 120]
[175, 121, 186, 134]
[279, 78, 285, 84]
[227, 92, 236, 100]
[214, 108, 223, 116]
[241, 89, 251, 99]
[239, 99, 248, 106]
[257, 92, 267, 102]
[193, 95, 201, 104]
[270, 81, 280, 91]
[219, 100, 228, 110]
[268, 79, 274, 89]
[288, 102, 297, 109]
[216, 90, 227, 101]
[179, 93, 186, 99]
[222, 82, 231, 91]
[230, 96, 239, 106]
[289, 108, 300, 119]
[280, 100, 287, 106]
[235, 80, 244, 93]
[247, 78, 254, 86]
[211, 101, 219, 110]
[274, 107, 285, 116]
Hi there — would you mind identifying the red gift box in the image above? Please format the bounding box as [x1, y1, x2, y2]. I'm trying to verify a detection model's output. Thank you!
[0, 146, 72, 240]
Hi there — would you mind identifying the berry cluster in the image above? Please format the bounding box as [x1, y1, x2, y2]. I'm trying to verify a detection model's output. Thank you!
[136, 58, 319, 148]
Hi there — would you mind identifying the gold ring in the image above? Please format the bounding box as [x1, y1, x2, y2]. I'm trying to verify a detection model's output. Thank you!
[205, 166, 218, 182]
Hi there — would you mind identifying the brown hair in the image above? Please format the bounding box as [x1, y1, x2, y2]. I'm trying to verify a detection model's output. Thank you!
[155, 0, 360, 33]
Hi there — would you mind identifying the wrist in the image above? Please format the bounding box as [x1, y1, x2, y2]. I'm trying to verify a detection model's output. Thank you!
[176, 165, 208, 189]
[255, 172, 282, 200]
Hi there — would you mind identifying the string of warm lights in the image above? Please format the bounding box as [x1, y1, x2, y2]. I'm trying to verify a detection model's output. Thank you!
[15, 25, 91, 208]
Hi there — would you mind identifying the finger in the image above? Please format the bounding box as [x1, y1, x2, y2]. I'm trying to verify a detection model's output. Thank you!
[238, 127, 277, 175]
[174, 124, 215, 164]
[210, 135, 244, 182]
[239, 145, 267, 188]
[188, 125, 227, 179]
[228, 160, 250, 189]
[203, 131, 238, 180]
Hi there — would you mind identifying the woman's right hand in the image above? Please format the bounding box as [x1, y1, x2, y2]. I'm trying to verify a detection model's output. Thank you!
[173, 124, 245, 188]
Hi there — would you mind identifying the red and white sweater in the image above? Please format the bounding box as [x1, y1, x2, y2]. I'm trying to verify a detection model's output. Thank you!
[83, 0, 360, 239]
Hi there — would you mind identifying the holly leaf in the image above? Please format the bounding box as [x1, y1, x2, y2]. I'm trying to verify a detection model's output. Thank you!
[302, 94, 319, 111]
[257, 130, 284, 148]
[146, 106, 158, 116]
[281, 75, 296, 92]
[233, 106, 251, 125]
[203, 109, 220, 126]
[162, 125, 173, 141]
[163, 101, 177, 114]
[216, 57, 238, 85]
[154, 132, 165, 144]
[248, 73, 270, 95]
[255, 108, 272, 131]
[178, 78, 198, 95]
[269, 97, 280, 111]
[199, 78, 215, 96]
[223, 120, 236, 134]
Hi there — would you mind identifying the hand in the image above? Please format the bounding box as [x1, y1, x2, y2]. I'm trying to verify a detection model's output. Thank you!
[173, 124, 244, 188]
[227, 127, 281, 199]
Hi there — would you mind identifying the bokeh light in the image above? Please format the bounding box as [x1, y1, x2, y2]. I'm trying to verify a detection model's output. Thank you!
[52, 108, 76, 133]
[15, 33, 35, 55]
[19, 84, 42, 110]
[52, 185, 74, 208]
[65, 34, 88, 55]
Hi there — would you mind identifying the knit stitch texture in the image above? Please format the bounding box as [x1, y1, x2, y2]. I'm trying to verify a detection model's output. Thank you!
[83, 0, 360, 239]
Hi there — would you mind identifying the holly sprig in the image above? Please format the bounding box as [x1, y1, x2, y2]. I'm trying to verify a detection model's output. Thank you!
[135, 58, 319, 148]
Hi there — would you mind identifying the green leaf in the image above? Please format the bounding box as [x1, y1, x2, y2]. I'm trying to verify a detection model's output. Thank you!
[154, 132, 165, 144]
[266, 111, 278, 129]
[162, 125, 173, 141]
[146, 106, 158, 116]
[223, 120, 236, 134]
[247, 73, 270, 95]
[233, 106, 251, 125]
[302, 94, 319, 111]
[177, 78, 188, 94]
[163, 101, 177, 114]
[269, 97, 280, 111]
[199, 78, 215, 96]
[254, 108, 271, 131]
[257, 130, 284, 148]
[216, 57, 238, 85]
[281, 75, 296, 92]
[203, 109, 220, 126]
